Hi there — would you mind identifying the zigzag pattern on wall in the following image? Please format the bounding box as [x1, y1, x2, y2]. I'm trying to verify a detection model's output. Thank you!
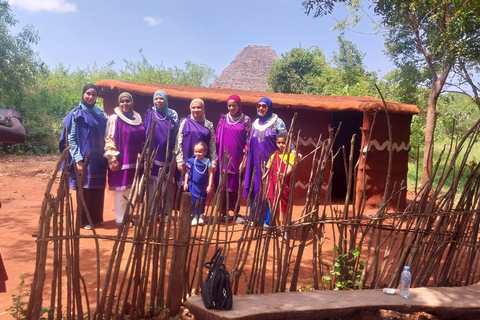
[294, 181, 328, 190]
[298, 137, 317, 146]
[363, 140, 411, 153]
[298, 136, 411, 153]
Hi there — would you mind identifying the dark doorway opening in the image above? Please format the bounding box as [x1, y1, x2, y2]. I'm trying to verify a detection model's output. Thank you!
[331, 111, 363, 200]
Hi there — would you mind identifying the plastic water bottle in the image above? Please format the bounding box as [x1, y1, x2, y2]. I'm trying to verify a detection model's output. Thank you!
[399, 266, 411, 298]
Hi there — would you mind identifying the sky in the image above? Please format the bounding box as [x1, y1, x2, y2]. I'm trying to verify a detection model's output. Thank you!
[6, 0, 395, 81]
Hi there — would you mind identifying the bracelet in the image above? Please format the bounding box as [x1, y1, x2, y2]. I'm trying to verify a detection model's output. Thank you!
[6, 115, 22, 124]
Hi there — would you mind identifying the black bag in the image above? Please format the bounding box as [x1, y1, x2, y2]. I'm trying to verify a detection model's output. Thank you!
[201, 247, 233, 310]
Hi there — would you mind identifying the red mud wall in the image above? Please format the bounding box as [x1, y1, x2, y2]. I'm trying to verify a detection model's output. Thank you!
[356, 111, 412, 210]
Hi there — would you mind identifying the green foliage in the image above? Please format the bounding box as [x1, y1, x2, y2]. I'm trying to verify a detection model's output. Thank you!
[268, 39, 379, 97]
[267, 46, 330, 94]
[302, 0, 480, 183]
[120, 50, 215, 87]
[0, 1, 40, 107]
[437, 93, 480, 140]
[323, 246, 364, 290]
[2, 274, 48, 320]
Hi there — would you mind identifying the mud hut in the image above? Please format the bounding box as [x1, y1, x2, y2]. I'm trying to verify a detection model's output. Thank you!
[210, 45, 280, 91]
[96, 79, 419, 209]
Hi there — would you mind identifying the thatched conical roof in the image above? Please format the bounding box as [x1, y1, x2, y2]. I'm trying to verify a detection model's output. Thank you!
[211, 45, 279, 91]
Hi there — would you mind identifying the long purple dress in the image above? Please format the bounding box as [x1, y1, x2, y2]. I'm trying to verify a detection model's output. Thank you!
[243, 116, 279, 199]
[216, 113, 251, 192]
[144, 108, 178, 180]
[107, 114, 145, 190]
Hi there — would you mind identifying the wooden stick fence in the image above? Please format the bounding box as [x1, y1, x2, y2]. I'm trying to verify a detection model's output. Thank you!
[25, 115, 480, 319]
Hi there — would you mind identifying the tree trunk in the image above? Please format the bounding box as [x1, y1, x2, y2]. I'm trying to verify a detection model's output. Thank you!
[421, 65, 452, 186]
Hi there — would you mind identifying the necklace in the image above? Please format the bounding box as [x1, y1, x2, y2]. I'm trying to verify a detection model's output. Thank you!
[226, 113, 243, 125]
[253, 114, 278, 131]
[194, 158, 208, 174]
[114, 107, 142, 125]
[155, 110, 167, 121]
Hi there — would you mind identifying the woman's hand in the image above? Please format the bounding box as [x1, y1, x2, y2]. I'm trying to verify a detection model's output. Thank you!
[6, 108, 22, 125]
[206, 185, 213, 194]
[211, 164, 217, 173]
[183, 184, 188, 192]
[177, 162, 183, 172]
[109, 156, 120, 172]
[76, 161, 83, 175]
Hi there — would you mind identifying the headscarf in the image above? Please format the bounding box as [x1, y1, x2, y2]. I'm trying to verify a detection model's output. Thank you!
[117, 92, 134, 116]
[227, 94, 242, 117]
[190, 98, 205, 122]
[81, 84, 98, 108]
[153, 90, 169, 114]
[257, 97, 273, 124]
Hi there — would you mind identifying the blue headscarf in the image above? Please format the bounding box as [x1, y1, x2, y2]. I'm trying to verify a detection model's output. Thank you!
[153, 90, 169, 114]
[257, 97, 273, 124]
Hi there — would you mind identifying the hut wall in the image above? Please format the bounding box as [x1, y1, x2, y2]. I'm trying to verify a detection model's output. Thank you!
[356, 111, 412, 210]
[102, 89, 412, 209]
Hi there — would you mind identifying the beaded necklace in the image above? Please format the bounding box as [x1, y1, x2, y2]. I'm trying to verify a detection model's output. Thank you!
[114, 107, 142, 126]
[194, 158, 208, 174]
[226, 113, 243, 125]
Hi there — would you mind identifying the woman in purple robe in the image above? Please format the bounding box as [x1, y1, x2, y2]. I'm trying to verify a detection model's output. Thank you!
[216, 95, 251, 224]
[59, 84, 108, 229]
[104, 92, 145, 226]
[144, 90, 179, 215]
[243, 97, 288, 227]
[176, 98, 218, 172]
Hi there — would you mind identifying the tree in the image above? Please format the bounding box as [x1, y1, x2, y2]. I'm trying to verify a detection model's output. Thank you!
[0, 1, 40, 106]
[267, 41, 378, 96]
[267, 46, 331, 94]
[302, 0, 480, 185]
[121, 50, 216, 87]
[332, 34, 365, 87]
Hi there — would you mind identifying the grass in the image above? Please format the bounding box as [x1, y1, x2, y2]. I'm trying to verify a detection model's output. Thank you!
[407, 137, 480, 196]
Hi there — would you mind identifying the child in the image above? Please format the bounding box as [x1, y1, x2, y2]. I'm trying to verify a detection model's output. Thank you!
[184, 141, 214, 225]
[264, 131, 298, 226]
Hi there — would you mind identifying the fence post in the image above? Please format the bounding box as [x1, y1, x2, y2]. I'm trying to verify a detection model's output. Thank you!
[167, 192, 192, 315]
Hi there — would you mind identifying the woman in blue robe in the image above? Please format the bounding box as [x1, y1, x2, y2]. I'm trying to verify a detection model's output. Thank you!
[59, 84, 108, 229]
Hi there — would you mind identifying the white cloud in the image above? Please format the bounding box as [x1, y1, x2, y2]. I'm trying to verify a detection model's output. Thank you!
[7, 0, 77, 13]
[143, 16, 161, 26]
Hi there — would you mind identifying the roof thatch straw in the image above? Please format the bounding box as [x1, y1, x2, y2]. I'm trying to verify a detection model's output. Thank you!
[211, 45, 280, 91]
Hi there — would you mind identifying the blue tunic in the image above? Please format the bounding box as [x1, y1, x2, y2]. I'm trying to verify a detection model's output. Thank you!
[59, 103, 108, 190]
[186, 156, 211, 216]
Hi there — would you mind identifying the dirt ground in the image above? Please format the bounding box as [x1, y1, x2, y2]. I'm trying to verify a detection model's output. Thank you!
[0, 155, 439, 319]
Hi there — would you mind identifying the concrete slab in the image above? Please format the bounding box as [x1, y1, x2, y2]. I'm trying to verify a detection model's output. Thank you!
[184, 283, 480, 320]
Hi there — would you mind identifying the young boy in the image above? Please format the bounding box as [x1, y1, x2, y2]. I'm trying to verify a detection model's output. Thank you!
[265, 131, 298, 226]
[184, 141, 214, 225]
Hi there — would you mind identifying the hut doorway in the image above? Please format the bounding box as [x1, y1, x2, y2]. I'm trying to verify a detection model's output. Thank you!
[331, 111, 363, 201]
